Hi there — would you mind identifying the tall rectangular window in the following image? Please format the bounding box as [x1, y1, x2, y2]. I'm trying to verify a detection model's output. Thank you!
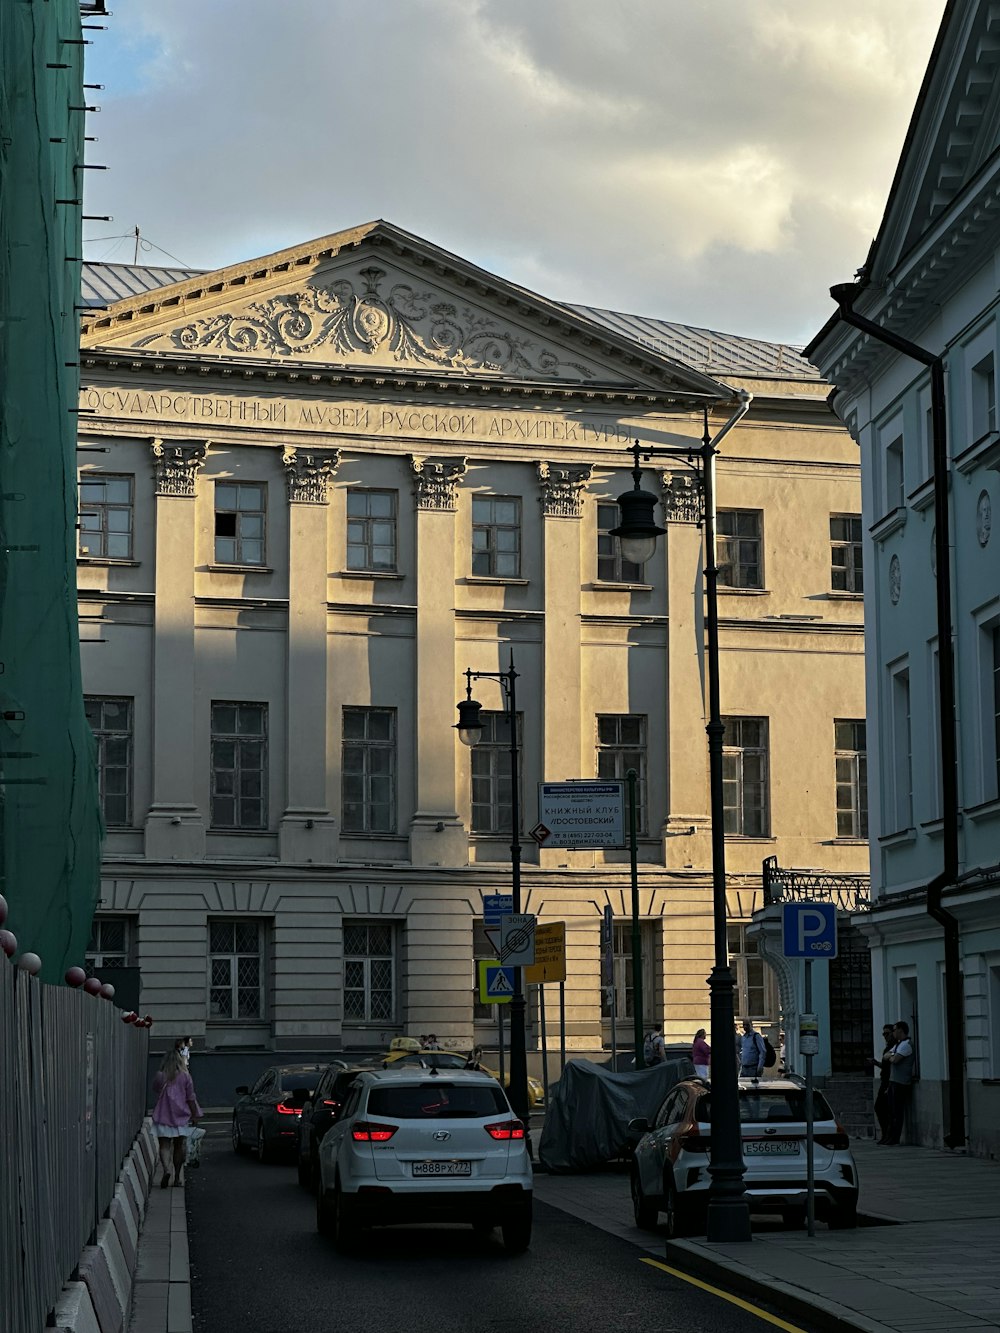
[343, 920, 396, 1023]
[79, 474, 133, 560]
[722, 717, 769, 836]
[979, 621, 1000, 803]
[214, 482, 266, 566]
[835, 719, 868, 839]
[884, 435, 904, 512]
[211, 702, 267, 829]
[347, 489, 397, 572]
[717, 510, 763, 588]
[470, 711, 522, 835]
[597, 502, 644, 583]
[727, 923, 777, 1020]
[830, 514, 863, 594]
[342, 707, 396, 833]
[85, 916, 131, 974]
[209, 919, 264, 1020]
[472, 495, 521, 578]
[972, 351, 996, 440]
[84, 696, 133, 827]
[596, 714, 647, 832]
[889, 666, 913, 831]
[601, 920, 656, 1023]
[994, 626, 1000, 800]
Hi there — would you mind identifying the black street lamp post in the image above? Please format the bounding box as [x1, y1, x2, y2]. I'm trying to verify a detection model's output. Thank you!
[611, 403, 752, 1243]
[455, 657, 530, 1126]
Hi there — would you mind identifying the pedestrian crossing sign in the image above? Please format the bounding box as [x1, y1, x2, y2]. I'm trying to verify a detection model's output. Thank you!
[478, 960, 514, 1004]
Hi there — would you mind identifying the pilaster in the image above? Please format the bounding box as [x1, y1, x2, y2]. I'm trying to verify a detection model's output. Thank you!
[144, 438, 207, 859]
[279, 447, 340, 862]
[408, 455, 469, 866]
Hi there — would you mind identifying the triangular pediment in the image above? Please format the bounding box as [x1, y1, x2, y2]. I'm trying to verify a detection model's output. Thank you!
[870, 3, 1000, 281]
[80, 221, 727, 401]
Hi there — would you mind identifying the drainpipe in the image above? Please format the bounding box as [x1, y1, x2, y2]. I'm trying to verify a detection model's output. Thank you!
[828, 283, 965, 1150]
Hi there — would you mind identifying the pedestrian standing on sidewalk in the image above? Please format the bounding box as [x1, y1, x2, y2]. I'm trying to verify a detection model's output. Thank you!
[151, 1048, 202, 1187]
[692, 1028, 711, 1079]
[643, 1024, 667, 1065]
[737, 1018, 766, 1078]
[175, 1036, 193, 1069]
[867, 1023, 896, 1143]
[883, 1020, 915, 1145]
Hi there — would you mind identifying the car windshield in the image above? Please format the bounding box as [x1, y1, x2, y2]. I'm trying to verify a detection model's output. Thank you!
[280, 1070, 323, 1093]
[695, 1089, 834, 1124]
[367, 1083, 509, 1119]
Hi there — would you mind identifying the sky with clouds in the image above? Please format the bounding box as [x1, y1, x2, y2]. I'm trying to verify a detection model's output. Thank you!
[83, 1, 945, 345]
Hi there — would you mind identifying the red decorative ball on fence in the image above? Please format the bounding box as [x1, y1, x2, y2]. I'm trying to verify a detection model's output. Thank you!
[17, 953, 42, 975]
[65, 966, 87, 987]
[99, 983, 115, 1000]
[82, 976, 102, 996]
[121, 1010, 136, 1023]
[0, 930, 17, 958]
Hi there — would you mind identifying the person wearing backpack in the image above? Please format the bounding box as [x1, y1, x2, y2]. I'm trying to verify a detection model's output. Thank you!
[643, 1024, 666, 1065]
[738, 1018, 767, 1077]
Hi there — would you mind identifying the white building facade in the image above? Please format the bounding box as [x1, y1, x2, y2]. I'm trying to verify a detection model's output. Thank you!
[77, 223, 867, 1069]
[808, 0, 1000, 1155]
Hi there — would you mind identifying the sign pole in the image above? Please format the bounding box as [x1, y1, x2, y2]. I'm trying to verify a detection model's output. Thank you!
[497, 1002, 506, 1084]
[805, 957, 815, 1237]
[559, 981, 566, 1073]
[539, 985, 549, 1107]
[627, 768, 644, 1068]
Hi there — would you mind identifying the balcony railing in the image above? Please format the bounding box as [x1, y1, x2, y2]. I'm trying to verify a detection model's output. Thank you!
[762, 855, 871, 913]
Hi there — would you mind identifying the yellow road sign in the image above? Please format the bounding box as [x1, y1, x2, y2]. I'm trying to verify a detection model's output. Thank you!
[477, 959, 512, 1004]
[524, 921, 566, 984]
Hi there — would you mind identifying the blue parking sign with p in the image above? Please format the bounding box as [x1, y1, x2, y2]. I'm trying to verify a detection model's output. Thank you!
[781, 902, 838, 959]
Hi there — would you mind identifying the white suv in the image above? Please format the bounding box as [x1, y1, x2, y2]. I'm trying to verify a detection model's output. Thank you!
[316, 1068, 533, 1252]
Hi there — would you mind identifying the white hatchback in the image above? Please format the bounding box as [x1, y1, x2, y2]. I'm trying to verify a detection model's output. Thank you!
[316, 1068, 533, 1252]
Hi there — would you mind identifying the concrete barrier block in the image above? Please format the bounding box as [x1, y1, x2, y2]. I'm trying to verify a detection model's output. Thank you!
[51, 1280, 102, 1333]
[121, 1157, 145, 1222]
[77, 1245, 124, 1333]
[109, 1187, 138, 1274]
[95, 1218, 130, 1318]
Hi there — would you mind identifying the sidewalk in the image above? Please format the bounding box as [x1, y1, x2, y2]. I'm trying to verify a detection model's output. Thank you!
[127, 1182, 192, 1333]
[534, 1141, 1000, 1333]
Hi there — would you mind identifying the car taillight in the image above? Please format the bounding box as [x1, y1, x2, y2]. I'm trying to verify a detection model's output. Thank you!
[816, 1132, 850, 1150]
[276, 1102, 300, 1115]
[322, 1099, 339, 1109]
[677, 1132, 710, 1153]
[351, 1122, 397, 1142]
[485, 1119, 525, 1140]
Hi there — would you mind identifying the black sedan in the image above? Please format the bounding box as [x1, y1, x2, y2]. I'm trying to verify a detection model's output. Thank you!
[296, 1065, 368, 1189]
[232, 1063, 334, 1163]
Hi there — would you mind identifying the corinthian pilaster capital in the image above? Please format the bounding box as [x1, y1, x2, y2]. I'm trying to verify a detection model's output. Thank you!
[659, 468, 703, 524]
[536, 462, 593, 518]
[409, 455, 467, 511]
[282, 446, 341, 504]
[149, 438, 207, 497]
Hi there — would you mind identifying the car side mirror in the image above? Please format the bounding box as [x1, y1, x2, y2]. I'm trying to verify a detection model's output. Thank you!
[627, 1117, 651, 1134]
[235, 1085, 249, 1096]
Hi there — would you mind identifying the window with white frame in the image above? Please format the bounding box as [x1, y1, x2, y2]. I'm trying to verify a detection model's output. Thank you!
[728, 923, 778, 1021]
[717, 509, 763, 588]
[596, 714, 647, 832]
[214, 482, 266, 566]
[888, 663, 913, 831]
[472, 495, 521, 578]
[722, 717, 769, 836]
[342, 707, 396, 833]
[84, 696, 133, 827]
[343, 919, 396, 1023]
[78, 474, 134, 560]
[210, 702, 268, 829]
[209, 919, 265, 1020]
[835, 719, 868, 839]
[928, 642, 942, 820]
[977, 617, 1000, 804]
[971, 350, 996, 442]
[830, 514, 863, 594]
[600, 920, 656, 1024]
[597, 502, 644, 583]
[470, 711, 522, 835]
[884, 432, 904, 513]
[85, 916, 132, 974]
[347, 489, 397, 572]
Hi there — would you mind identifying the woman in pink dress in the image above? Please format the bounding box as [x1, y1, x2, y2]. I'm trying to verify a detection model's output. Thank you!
[151, 1047, 202, 1187]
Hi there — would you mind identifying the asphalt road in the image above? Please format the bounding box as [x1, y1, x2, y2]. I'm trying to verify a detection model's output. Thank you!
[187, 1125, 821, 1333]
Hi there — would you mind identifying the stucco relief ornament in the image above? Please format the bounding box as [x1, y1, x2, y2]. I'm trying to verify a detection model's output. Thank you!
[536, 462, 593, 518]
[135, 267, 594, 380]
[149, 438, 206, 497]
[977, 489, 992, 547]
[889, 553, 902, 605]
[409, 455, 467, 511]
[282, 447, 341, 504]
[659, 469, 702, 524]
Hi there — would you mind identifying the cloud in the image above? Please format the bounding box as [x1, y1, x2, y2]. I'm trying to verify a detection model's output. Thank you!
[83, 0, 944, 343]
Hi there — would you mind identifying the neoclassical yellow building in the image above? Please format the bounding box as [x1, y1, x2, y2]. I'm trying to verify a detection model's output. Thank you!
[76, 221, 865, 1067]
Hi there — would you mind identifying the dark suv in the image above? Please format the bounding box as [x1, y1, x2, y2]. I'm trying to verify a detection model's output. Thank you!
[297, 1065, 367, 1189]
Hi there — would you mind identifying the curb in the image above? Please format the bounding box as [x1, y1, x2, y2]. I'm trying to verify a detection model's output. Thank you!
[663, 1238, 898, 1333]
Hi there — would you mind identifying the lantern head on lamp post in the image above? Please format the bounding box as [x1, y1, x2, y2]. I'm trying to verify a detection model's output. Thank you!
[610, 446, 667, 565]
[454, 691, 484, 748]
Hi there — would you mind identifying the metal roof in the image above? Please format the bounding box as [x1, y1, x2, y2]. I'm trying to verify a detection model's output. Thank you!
[79, 263, 821, 382]
[568, 304, 821, 382]
[80, 262, 203, 308]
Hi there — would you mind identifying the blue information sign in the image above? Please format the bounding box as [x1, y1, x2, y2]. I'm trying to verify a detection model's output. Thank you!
[781, 902, 838, 959]
[483, 894, 514, 926]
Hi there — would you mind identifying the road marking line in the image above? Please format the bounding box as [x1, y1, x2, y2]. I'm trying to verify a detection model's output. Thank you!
[640, 1257, 808, 1332]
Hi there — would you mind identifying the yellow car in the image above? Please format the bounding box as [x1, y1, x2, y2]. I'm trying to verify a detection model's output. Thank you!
[376, 1045, 545, 1107]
